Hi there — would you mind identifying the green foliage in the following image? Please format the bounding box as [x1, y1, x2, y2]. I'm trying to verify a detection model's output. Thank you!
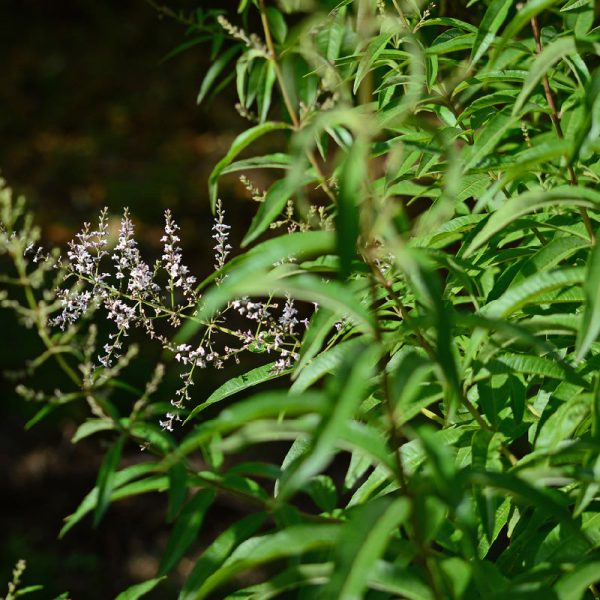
[3, 0, 600, 598]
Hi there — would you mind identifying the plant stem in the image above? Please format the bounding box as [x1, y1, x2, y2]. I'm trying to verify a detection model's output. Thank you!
[258, 0, 336, 203]
[530, 15, 595, 244]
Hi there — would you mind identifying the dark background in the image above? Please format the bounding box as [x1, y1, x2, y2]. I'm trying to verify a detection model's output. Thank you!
[0, 1, 256, 597]
[0, 0, 492, 597]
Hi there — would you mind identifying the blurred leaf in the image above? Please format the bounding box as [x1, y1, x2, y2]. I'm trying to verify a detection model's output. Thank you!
[208, 122, 291, 211]
[242, 174, 316, 246]
[470, 0, 513, 66]
[159, 489, 216, 575]
[193, 524, 341, 599]
[463, 108, 517, 171]
[514, 37, 576, 115]
[336, 139, 366, 278]
[492, 0, 561, 63]
[554, 561, 600, 600]
[322, 496, 410, 600]
[197, 45, 241, 105]
[167, 462, 188, 522]
[576, 233, 600, 361]
[60, 469, 167, 538]
[93, 435, 125, 527]
[115, 577, 167, 600]
[277, 343, 380, 500]
[180, 512, 267, 600]
[71, 418, 114, 443]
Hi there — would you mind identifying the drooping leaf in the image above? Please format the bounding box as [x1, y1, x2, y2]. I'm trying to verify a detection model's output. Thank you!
[321, 496, 410, 600]
[193, 524, 341, 599]
[470, 0, 513, 66]
[115, 577, 167, 600]
[208, 122, 291, 211]
[514, 36, 577, 115]
[159, 489, 216, 575]
[93, 435, 125, 527]
[576, 233, 600, 361]
[179, 512, 268, 600]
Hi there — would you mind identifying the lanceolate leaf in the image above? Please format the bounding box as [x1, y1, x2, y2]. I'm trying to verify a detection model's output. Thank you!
[208, 121, 291, 211]
[464, 186, 600, 256]
[277, 344, 380, 500]
[462, 108, 517, 171]
[193, 525, 341, 599]
[470, 0, 513, 66]
[185, 361, 287, 424]
[491, 0, 562, 64]
[514, 36, 577, 115]
[196, 274, 375, 336]
[115, 577, 167, 600]
[242, 174, 317, 247]
[576, 235, 600, 361]
[337, 139, 366, 278]
[93, 435, 125, 527]
[179, 512, 268, 600]
[159, 489, 216, 575]
[322, 496, 410, 600]
[482, 268, 585, 318]
[176, 231, 335, 342]
[554, 561, 600, 600]
[60, 472, 168, 539]
[197, 45, 241, 105]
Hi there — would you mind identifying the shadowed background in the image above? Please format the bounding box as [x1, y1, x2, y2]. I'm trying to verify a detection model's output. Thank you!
[0, 1, 255, 597]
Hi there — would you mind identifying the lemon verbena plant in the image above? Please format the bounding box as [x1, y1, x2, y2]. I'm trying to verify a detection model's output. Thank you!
[2, 0, 600, 597]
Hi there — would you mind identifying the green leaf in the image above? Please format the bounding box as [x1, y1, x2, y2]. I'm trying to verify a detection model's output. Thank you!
[185, 361, 287, 424]
[197, 45, 241, 105]
[306, 475, 338, 512]
[354, 33, 394, 94]
[277, 344, 380, 500]
[60, 467, 167, 538]
[179, 513, 268, 600]
[177, 231, 334, 342]
[292, 307, 337, 379]
[167, 462, 188, 522]
[536, 511, 600, 566]
[266, 7, 287, 43]
[576, 233, 600, 361]
[242, 174, 316, 246]
[219, 153, 293, 175]
[192, 524, 341, 599]
[463, 108, 517, 171]
[535, 395, 589, 451]
[555, 561, 600, 600]
[470, 0, 513, 66]
[197, 274, 374, 336]
[115, 577, 167, 600]
[179, 391, 328, 456]
[159, 489, 216, 575]
[258, 60, 277, 123]
[482, 268, 585, 318]
[337, 139, 366, 277]
[93, 435, 125, 527]
[464, 186, 600, 256]
[71, 418, 114, 443]
[321, 496, 411, 600]
[291, 337, 367, 394]
[510, 235, 589, 288]
[491, 0, 562, 64]
[208, 121, 291, 211]
[561, 0, 591, 10]
[514, 36, 576, 115]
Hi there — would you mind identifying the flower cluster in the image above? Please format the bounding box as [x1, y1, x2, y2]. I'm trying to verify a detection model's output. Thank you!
[42, 201, 312, 429]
